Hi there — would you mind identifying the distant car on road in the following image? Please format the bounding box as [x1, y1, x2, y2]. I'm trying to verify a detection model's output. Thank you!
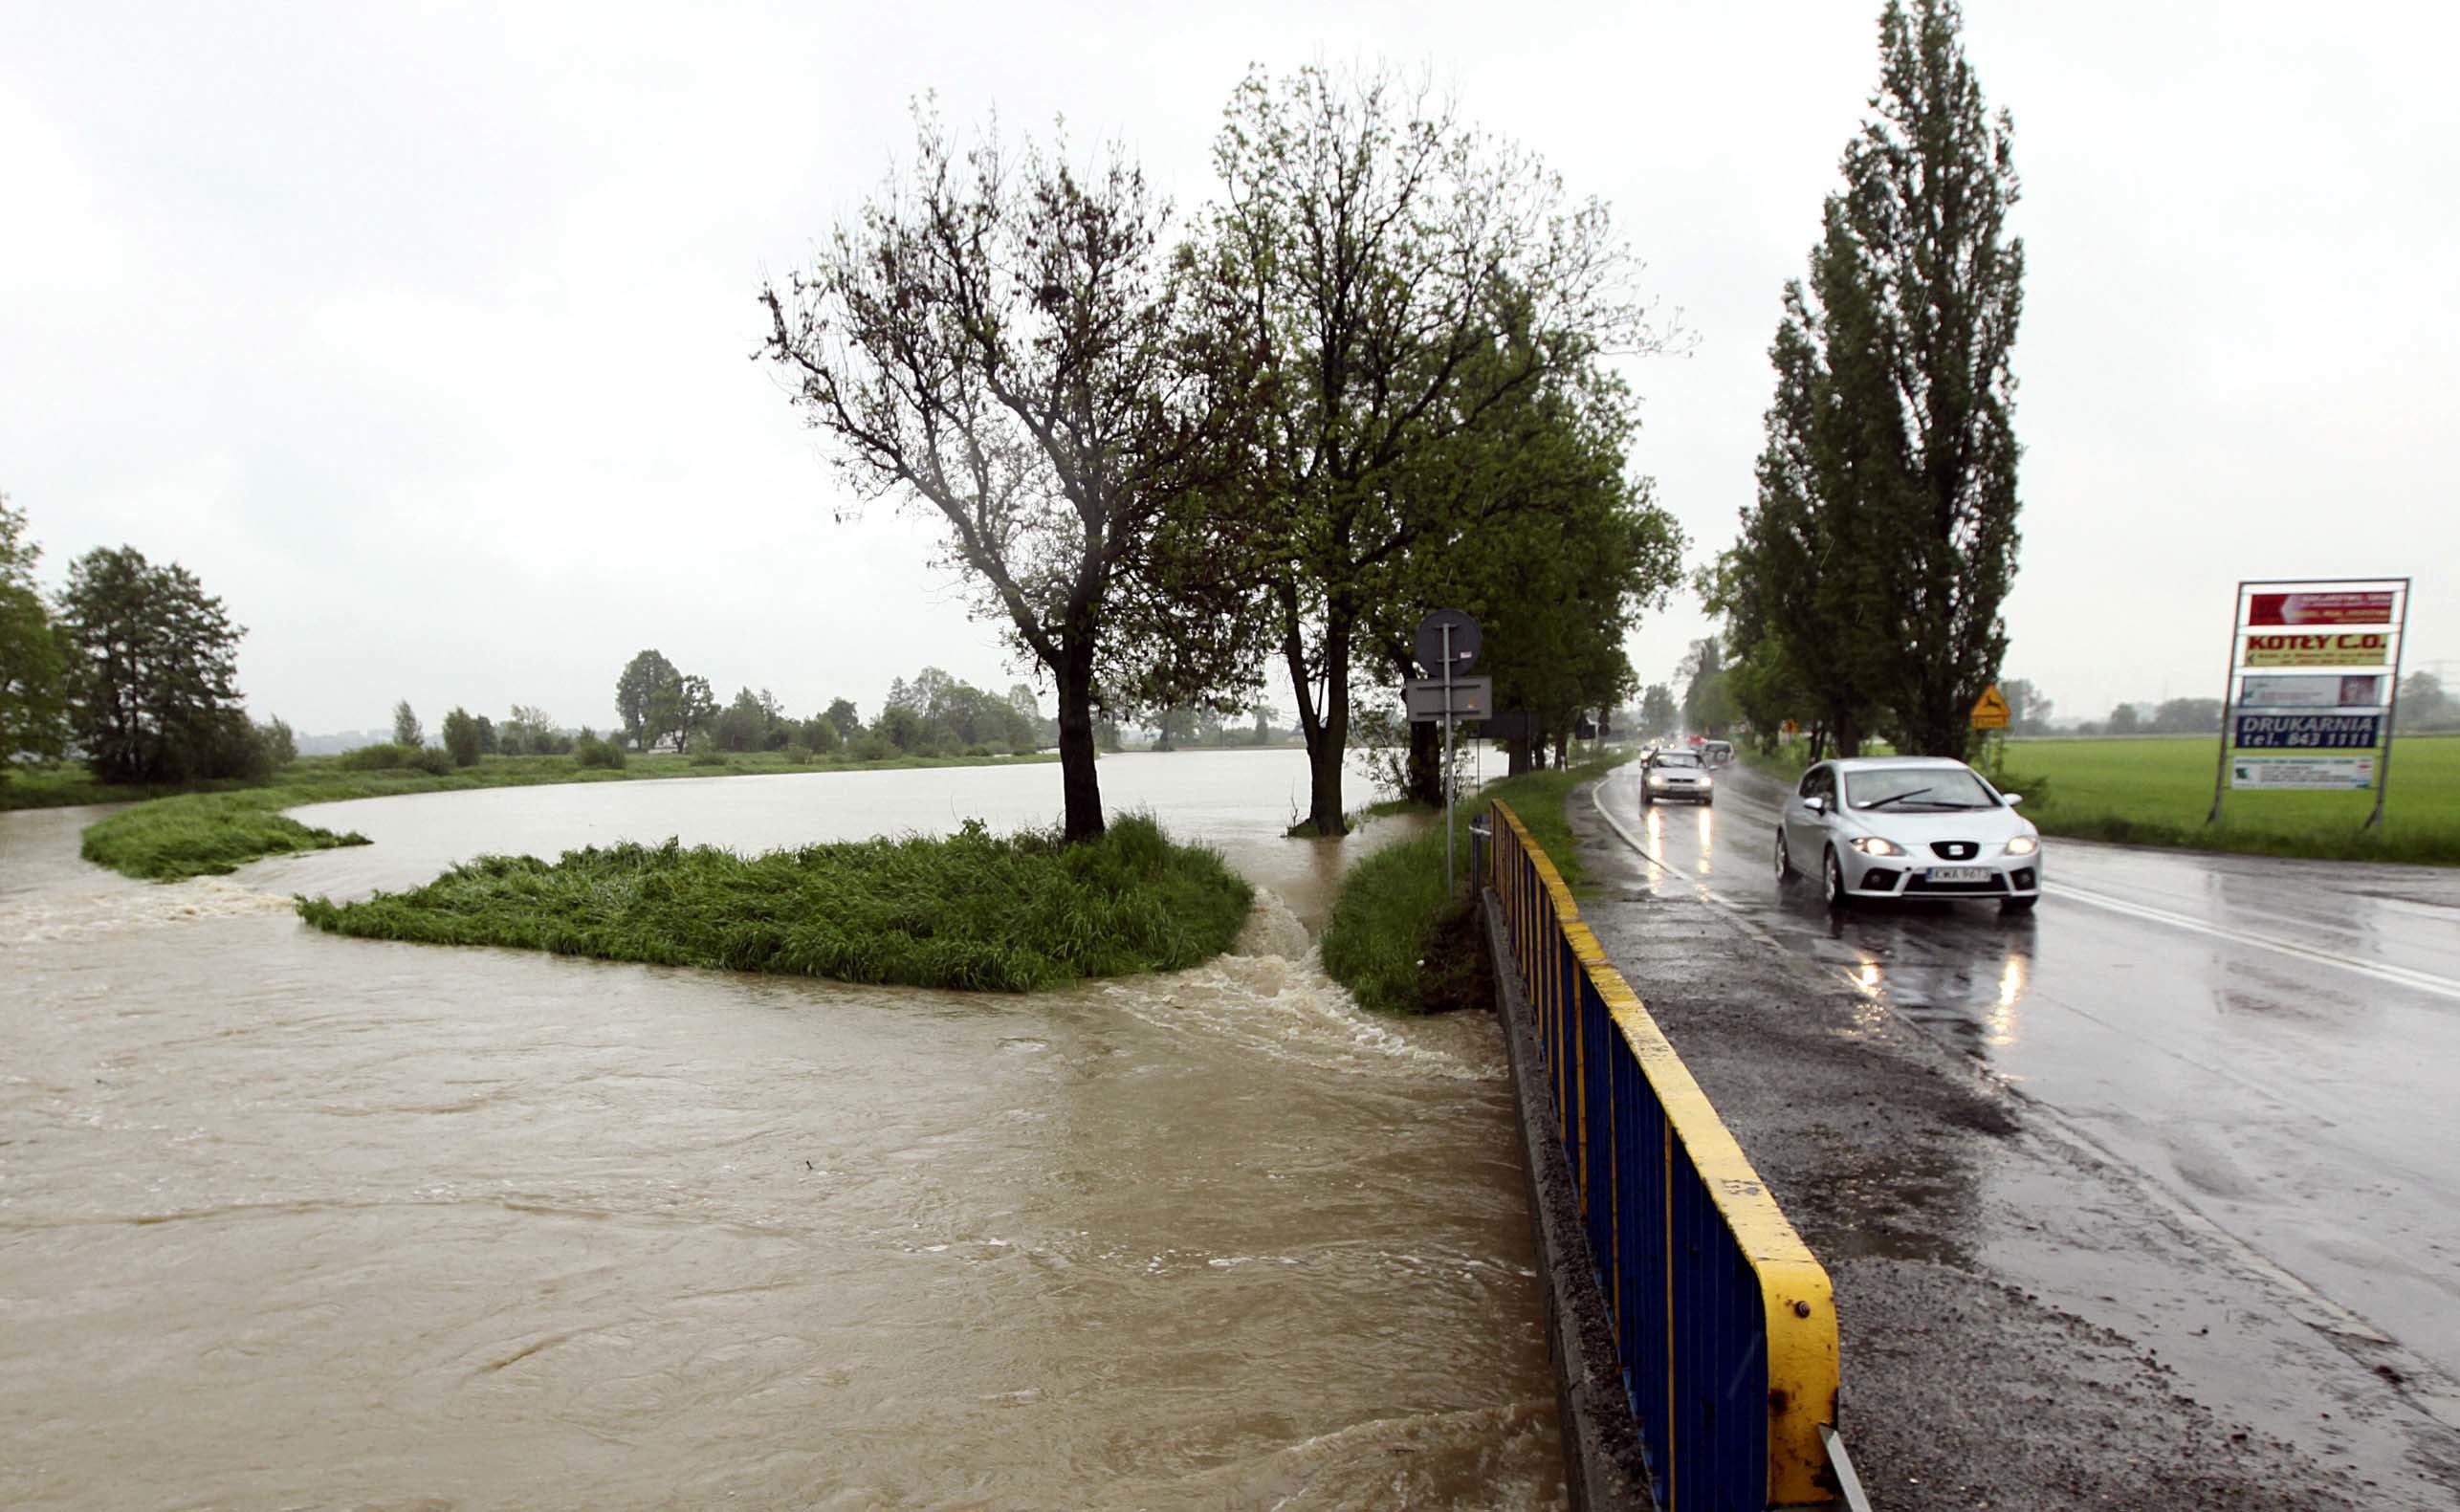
[1701, 739, 1734, 767]
[1775, 756, 2040, 912]
[1641, 748, 1714, 806]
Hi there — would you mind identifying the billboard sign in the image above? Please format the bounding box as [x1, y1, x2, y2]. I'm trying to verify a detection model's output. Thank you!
[2229, 755, 2376, 790]
[2232, 712, 2382, 750]
[2238, 673, 2383, 709]
[2246, 591, 2396, 626]
[2242, 632, 2389, 668]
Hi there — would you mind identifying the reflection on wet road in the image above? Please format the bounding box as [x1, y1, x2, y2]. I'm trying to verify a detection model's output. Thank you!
[1594, 760, 2460, 1388]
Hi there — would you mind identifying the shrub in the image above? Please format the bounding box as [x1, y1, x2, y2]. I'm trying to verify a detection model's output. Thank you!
[850, 734, 894, 762]
[257, 716, 298, 769]
[690, 748, 728, 767]
[782, 744, 815, 766]
[573, 734, 626, 770]
[964, 743, 994, 758]
[338, 742, 415, 772]
[404, 746, 456, 776]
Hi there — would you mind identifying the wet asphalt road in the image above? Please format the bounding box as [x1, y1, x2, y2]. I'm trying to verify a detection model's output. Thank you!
[1570, 760, 2460, 1509]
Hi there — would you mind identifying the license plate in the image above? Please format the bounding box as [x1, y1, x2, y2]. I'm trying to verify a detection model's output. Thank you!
[1928, 867, 1990, 883]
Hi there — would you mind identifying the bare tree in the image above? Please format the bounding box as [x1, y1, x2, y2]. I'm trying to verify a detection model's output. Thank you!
[761, 110, 1252, 843]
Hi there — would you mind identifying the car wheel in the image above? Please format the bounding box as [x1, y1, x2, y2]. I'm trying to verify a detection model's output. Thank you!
[2001, 896, 2038, 914]
[1823, 848, 1850, 911]
[1775, 831, 1797, 882]
[1702, 797, 1715, 808]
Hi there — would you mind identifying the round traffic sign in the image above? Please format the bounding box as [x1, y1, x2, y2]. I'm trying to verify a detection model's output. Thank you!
[1414, 609, 1481, 676]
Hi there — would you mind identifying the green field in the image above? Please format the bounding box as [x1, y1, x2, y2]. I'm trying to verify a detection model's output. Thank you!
[1997, 734, 2458, 866]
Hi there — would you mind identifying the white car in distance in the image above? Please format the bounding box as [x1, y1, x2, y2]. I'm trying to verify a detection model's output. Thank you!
[1641, 747, 1713, 806]
[1776, 756, 2041, 913]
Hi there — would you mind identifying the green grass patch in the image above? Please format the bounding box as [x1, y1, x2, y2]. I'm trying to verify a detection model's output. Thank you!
[1998, 734, 2460, 866]
[69, 748, 1060, 882]
[1320, 756, 1627, 1015]
[295, 814, 1252, 994]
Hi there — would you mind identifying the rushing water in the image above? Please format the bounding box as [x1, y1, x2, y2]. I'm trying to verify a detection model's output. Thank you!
[0, 750, 1562, 1508]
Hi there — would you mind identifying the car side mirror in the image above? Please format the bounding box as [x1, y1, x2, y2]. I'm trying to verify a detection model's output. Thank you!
[2003, 793, 2024, 807]
[1804, 796, 1828, 815]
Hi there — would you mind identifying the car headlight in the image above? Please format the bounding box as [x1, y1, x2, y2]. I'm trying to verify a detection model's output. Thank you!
[1851, 837, 1906, 857]
[2005, 835, 2038, 856]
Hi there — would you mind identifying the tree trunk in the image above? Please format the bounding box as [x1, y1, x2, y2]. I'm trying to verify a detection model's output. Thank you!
[1054, 644, 1105, 845]
[1404, 719, 1442, 806]
[1506, 737, 1530, 776]
[1286, 594, 1352, 837]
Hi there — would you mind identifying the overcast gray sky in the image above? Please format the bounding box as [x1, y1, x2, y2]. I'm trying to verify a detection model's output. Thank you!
[4, 1, 2451, 735]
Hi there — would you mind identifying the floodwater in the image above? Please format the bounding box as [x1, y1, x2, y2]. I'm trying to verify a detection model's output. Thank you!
[0, 751, 1562, 1509]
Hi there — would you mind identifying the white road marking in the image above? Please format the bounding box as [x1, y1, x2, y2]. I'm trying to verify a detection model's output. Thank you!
[2044, 881, 2460, 1003]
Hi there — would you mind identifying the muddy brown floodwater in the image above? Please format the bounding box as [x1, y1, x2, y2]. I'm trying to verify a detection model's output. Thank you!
[0, 750, 1563, 1509]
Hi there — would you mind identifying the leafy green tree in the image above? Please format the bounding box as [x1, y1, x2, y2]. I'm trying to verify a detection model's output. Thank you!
[392, 700, 424, 748]
[823, 698, 862, 742]
[57, 546, 255, 784]
[615, 649, 682, 751]
[1198, 64, 1659, 833]
[1739, 0, 2024, 758]
[0, 493, 72, 777]
[715, 686, 772, 753]
[441, 707, 482, 767]
[474, 713, 498, 755]
[2149, 697, 2222, 734]
[257, 716, 298, 768]
[503, 704, 564, 756]
[2108, 702, 2141, 734]
[761, 111, 1252, 844]
[1640, 684, 1678, 739]
[1999, 677, 2052, 735]
[2400, 671, 2454, 731]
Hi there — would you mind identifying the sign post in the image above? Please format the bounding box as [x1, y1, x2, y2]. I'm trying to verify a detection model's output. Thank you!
[2206, 579, 2410, 827]
[1411, 610, 1483, 896]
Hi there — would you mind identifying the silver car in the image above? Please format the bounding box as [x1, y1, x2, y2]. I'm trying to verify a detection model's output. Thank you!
[1775, 756, 2041, 913]
[1640, 747, 1714, 806]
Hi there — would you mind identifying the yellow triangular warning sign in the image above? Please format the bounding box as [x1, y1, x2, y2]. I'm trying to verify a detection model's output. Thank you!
[1970, 685, 2010, 730]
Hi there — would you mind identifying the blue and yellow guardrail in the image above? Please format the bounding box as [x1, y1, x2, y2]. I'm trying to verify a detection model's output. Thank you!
[1491, 800, 1840, 1509]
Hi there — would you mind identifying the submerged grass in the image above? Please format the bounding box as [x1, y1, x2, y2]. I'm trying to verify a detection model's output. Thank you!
[69, 748, 1059, 882]
[1320, 757, 1624, 1016]
[295, 813, 1254, 995]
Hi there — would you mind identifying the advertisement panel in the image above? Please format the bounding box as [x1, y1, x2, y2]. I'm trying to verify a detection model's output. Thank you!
[2238, 673, 2383, 709]
[2229, 755, 2376, 790]
[2242, 632, 2390, 668]
[2245, 591, 2396, 626]
[2232, 712, 2382, 750]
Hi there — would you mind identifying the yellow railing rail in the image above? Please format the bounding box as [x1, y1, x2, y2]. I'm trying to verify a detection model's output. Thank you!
[1491, 800, 1840, 1509]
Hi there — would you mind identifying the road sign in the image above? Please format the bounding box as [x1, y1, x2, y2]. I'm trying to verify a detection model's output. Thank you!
[1405, 675, 1492, 723]
[1781, 719, 1800, 734]
[2247, 591, 2395, 626]
[1970, 686, 2010, 730]
[2231, 755, 2376, 790]
[2231, 712, 2381, 750]
[1413, 609, 1481, 676]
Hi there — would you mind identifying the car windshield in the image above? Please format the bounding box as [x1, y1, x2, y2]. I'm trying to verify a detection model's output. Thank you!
[1843, 767, 1998, 810]
[1655, 752, 1701, 768]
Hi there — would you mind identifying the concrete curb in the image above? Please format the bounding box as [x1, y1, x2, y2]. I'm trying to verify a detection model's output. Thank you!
[1482, 887, 1656, 1511]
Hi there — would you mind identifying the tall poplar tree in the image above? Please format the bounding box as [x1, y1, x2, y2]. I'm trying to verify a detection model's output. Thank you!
[1739, 0, 2024, 756]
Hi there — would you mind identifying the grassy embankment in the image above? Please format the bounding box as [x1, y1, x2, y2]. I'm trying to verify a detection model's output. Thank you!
[64, 748, 1058, 883]
[1321, 756, 1624, 1015]
[296, 814, 1251, 994]
[1733, 734, 2460, 866]
[1999, 734, 2460, 866]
